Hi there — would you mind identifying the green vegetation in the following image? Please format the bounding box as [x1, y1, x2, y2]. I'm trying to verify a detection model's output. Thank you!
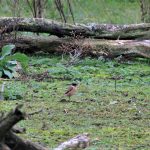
[0, 0, 141, 24]
[0, 55, 149, 149]
[0, 0, 149, 149]
[0, 44, 29, 78]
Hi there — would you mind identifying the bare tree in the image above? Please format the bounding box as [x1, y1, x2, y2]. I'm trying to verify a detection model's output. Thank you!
[26, 0, 44, 18]
[54, 0, 75, 24]
[37, 0, 44, 18]
[67, 0, 75, 24]
[54, 0, 67, 23]
[6, 0, 21, 17]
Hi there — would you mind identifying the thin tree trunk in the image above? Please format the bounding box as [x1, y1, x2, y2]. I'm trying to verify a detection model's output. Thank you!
[55, 0, 67, 23]
[140, 0, 150, 23]
[36, 0, 44, 18]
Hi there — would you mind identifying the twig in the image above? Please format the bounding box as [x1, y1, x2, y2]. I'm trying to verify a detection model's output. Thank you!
[0, 82, 5, 100]
[1, 82, 5, 93]
[115, 79, 117, 92]
[28, 109, 43, 116]
[109, 76, 124, 92]
[0, 104, 25, 141]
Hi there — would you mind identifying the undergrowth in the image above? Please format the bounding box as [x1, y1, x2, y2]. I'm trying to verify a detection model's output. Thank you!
[0, 0, 141, 24]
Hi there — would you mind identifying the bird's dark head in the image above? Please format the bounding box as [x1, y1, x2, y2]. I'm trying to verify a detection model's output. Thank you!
[72, 83, 78, 86]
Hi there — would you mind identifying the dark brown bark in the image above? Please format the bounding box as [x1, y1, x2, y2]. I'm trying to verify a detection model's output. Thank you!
[0, 17, 150, 39]
[1, 35, 150, 58]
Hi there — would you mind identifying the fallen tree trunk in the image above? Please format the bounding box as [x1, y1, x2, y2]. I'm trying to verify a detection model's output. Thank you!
[1, 35, 150, 58]
[0, 17, 150, 39]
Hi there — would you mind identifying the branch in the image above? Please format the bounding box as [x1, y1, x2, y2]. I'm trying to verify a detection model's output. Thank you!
[28, 109, 43, 116]
[0, 104, 25, 141]
[54, 133, 90, 150]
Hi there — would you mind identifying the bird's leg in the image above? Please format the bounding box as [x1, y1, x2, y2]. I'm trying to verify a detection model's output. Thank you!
[69, 96, 71, 101]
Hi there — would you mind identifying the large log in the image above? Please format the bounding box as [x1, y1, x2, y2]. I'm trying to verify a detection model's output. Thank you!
[1, 35, 150, 58]
[0, 17, 150, 39]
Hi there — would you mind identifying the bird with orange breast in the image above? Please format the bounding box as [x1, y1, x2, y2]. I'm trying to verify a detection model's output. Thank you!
[65, 83, 78, 101]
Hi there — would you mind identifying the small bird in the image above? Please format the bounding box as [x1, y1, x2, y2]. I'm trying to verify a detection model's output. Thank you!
[65, 83, 78, 101]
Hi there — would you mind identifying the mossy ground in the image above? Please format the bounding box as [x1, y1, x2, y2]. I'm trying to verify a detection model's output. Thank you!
[0, 55, 150, 149]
